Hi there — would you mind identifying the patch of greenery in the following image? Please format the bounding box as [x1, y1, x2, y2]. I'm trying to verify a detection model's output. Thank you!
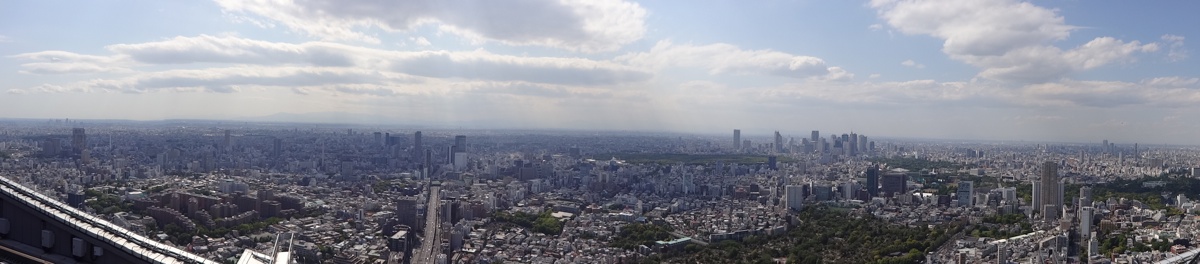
[84, 190, 133, 214]
[662, 206, 963, 264]
[982, 213, 1026, 225]
[493, 210, 563, 235]
[609, 223, 674, 250]
[870, 157, 965, 171]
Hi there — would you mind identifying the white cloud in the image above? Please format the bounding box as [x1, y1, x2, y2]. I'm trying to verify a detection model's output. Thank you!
[616, 40, 840, 79]
[1163, 34, 1188, 61]
[5, 89, 27, 94]
[8, 50, 129, 74]
[1020, 79, 1200, 107]
[1144, 76, 1199, 87]
[211, 0, 647, 52]
[868, 24, 883, 31]
[51, 35, 652, 86]
[869, 73, 881, 79]
[0, 35, 10, 43]
[39, 67, 408, 94]
[411, 37, 432, 46]
[900, 59, 925, 69]
[870, 0, 1156, 83]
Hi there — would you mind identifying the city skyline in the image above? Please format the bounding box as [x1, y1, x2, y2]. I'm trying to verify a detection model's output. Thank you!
[3, 0, 1200, 145]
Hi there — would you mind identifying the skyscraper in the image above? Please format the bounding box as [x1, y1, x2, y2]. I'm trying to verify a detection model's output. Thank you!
[811, 130, 819, 143]
[413, 131, 423, 162]
[454, 135, 467, 153]
[773, 131, 783, 153]
[1079, 186, 1093, 207]
[223, 129, 231, 151]
[1040, 161, 1062, 220]
[881, 172, 907, 196]
[785, 185, 804, 211]
[272, 137, 283, 157]
[71, 127, 86, 154]
[957, 181, 974, 207]
[848, 133, 858, 156]
[865, 167, 879, 198]
[858, 135, 868, 153]
[1032, 180, 1042, 213]
[1080, 206, 1094, 238]
[733, 129, 741, 150]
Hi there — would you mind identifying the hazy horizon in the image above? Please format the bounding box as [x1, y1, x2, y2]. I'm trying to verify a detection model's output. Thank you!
[3, 0, 1199, 144]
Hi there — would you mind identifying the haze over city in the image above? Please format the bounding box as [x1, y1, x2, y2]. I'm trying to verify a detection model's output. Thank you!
[2, 0, 1199, 144]
[6, 2, 1200, 264]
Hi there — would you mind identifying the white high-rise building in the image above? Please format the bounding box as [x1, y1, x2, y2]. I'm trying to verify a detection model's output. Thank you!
[842, 182, 858, 200]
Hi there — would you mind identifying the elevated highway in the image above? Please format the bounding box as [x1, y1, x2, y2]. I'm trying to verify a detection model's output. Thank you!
[0, 176, 217, 264]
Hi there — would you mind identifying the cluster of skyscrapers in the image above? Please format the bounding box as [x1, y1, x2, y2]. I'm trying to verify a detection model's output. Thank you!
[732, 129, 874, 156]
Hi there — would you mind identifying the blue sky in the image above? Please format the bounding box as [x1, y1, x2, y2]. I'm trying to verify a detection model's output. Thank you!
[1, 0, 1198, 144]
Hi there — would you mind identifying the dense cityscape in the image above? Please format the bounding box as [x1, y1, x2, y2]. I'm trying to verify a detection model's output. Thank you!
[4, 0, 1200, 263]
[0, 119, 1198, 263]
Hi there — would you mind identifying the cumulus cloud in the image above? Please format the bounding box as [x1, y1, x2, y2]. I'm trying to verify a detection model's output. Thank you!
[1144, 76, 1199, 87]
[1163, 34, 1188, 61]
[900, 59, 925, 69]
[411, 37, 432, 46]
[38, 67, 407, 94]
[616, 40, 841, 79]
[750, 79, 1007, 107]
[30, 35, 651, 86]
[211, 0, 647, 52]
[1020, 79, 1200, 107]
[870, 0, 1157, 83]
[8, 50, 129, 74]
[390, 50, 652, 85]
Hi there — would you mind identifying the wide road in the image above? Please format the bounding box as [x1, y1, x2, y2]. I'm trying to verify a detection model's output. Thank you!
[414, 185, 441, 264]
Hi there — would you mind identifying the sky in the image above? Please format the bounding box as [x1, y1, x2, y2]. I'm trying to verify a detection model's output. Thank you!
[1, 0, 1199, 144]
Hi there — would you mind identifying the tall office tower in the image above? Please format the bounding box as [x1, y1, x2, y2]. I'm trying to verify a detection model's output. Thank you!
[858, 135, 868, 153]
[374, 132, 382, 145]
[1079, 186, 1093, 207]
[840, 134, 850, 143]
[848, 133, 858, 156]
[1102, 140, 1108, 152]
[811, 130, 819, 142]
[413, 131, 423, 162]
[1134, 143, 1139, 158]
[454, 135, 467, 153]
[396, 196, 419, 229]
[1040, 161, 1062, 220]
[733, 129, 741, 150]
[785, 185, 805, 211]
[71, 127, 86, 154]
[880, 172, 907, 196]
[223, 129, 232, 150]
[773, 131, 783, 153]
[1079, 206, 1094, 237]
[42, 138, 60, 157]
[1032, 180, 1042, 213]
[272, 137, 283, 157]
[957, 181, 974, 207]
[424, 149, 433, 173]
[865, 167, 879, 198]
